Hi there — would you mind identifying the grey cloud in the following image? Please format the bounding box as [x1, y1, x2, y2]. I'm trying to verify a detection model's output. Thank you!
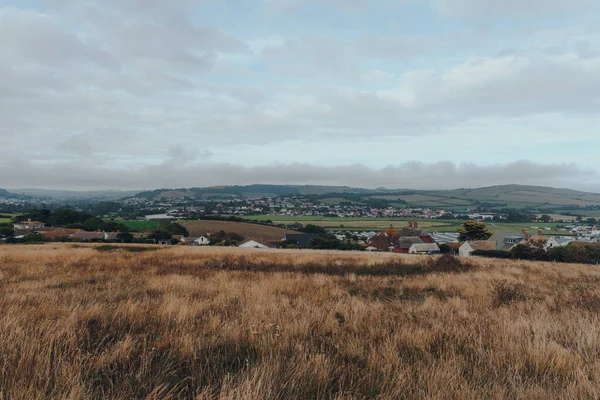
[431, 0, 597, 18]
[0, 160, 597, 192]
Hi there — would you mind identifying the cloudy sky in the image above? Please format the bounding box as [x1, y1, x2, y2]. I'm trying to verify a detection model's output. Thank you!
[1, 0, 599, 191]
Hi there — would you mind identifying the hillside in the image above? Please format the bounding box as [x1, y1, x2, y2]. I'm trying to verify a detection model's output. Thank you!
[134, 184, 371, 199]
[2, 244, 600, 398]
[134, 184, 600, 212]
[179, 220, 296, 242]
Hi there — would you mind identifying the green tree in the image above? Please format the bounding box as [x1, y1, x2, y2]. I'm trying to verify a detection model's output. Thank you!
[540, 214, 552, 223]
[0, 223, 14, 238]
[458, 221, 493, 242]
[116, 232, 134, 243]
[83, 217, 103, 232]
[299, 224, 327, 234]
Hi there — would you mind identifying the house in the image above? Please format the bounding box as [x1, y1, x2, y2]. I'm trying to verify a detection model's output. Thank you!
[489, 232, 525, 251]
[13, 219, 45, 231]
[459, 240, 497, 257]
[408, 243, 441, 254]
[368, 224, 406, 252]
[238, 239, 269, 249]
[520, 230, 560, 250]
[186, 236, 210, 246]
[38, 228, 82, 240]
[71, 231, 107, 241]
[395, 237, 425, 253]
[283, 233, 322, 248]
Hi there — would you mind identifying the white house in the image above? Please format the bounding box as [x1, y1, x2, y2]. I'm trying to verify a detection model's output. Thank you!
[187, 236, 210, 246]
[13, 219, 45, 231]
[459, 240, 497, 257]
[238, 239, 269, 249]
[408, 243, 440, 254]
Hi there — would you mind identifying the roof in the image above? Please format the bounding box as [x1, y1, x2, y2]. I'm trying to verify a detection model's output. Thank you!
[284, 233, 322, 248]
[465, 240, 497, 251]
[569, 241, 600, 248]
[397, 236, 425, 249]
[38, 228, 82, 240]
[71, 231, 105, 240]
[410, 243, 440, 252]
[238, 239, 269, 248]
[16, 220, 44, 226]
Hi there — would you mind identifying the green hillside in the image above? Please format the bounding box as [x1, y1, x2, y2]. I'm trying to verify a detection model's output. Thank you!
[133, 184, 600, 213]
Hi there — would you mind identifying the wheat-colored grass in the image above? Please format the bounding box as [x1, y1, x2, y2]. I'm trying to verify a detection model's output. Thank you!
[1, 244, 600, 399]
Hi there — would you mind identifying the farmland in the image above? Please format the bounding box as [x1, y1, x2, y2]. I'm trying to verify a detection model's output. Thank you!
[1, 244, 600, 398]
[180, 220, 297, 242]
[0, 213, 19, 224]
[245, 216, 571, 235]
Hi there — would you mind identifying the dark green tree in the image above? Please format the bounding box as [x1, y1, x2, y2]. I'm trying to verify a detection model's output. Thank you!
[458, 221, 493, 242]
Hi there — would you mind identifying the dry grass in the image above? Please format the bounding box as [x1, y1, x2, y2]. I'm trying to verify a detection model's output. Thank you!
[2, 244, 600, 399]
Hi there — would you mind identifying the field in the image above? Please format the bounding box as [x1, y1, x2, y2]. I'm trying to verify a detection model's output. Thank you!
[119, 220, 161, 231]
[180, 220, 297, 242]
[2, 244, 600, 398]
[0, 213, 19, 224]
[245, 216, 570, 235]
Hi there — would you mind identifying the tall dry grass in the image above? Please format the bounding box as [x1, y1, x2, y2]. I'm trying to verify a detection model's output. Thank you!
[1, 244, 600, 399]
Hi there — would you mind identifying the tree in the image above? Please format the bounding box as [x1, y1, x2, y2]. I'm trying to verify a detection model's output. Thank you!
[83, 217, 104, 232]
[116, 232, 134, 243]
[149, 229, 173, 241]
[299, 224, 327, 234]
[0, 223, 14, 238]
[458, 221, 493, 242]
[159, 221, 189, 237]
[540, 214, 552, 223]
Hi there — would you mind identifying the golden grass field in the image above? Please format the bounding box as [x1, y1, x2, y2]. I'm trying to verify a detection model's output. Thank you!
[2, 244, 600, 399]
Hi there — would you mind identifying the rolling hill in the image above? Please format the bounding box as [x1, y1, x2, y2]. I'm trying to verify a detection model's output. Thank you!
[134, 184, 600, 213]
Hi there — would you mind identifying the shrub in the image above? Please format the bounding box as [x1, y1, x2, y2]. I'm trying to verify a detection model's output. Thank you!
[471, 250, 513, 259]
[492, 280, 527, 307]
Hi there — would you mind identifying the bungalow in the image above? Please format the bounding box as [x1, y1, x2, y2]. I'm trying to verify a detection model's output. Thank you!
[13, 219, 45, 231]
[38, 228, 82, 240]
[71, 231, 107, 241]
[395, 237, 425, 253]
[238, 239, 269, 249]
[283, 233, 321, 248]
[520, 230, 560, 250]
[459, 240, 497, 257]
[186, 236, 210, 246]
[489, 232, 525, 251]
[408, 243, 441, 255]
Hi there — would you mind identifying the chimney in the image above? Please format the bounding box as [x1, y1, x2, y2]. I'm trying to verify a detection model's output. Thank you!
[414, 222, 419, 229]
[522, 229, 530, 239]
[28, 218, 31, 223]
[538, 229, 543, 236]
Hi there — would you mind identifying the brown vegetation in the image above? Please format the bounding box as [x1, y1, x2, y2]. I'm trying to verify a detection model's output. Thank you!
[1, 244, 600, 399]
[180, 220, 296, 242]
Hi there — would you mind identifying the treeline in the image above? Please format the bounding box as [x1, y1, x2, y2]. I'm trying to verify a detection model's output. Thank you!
[473, 243, 600, 265]
[19, 209, 130, 232]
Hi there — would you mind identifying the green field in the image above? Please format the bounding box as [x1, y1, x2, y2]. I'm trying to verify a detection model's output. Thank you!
[244, 216, 571, 235]
[0, 213, 19, 224]
[120, 220, 160, 231]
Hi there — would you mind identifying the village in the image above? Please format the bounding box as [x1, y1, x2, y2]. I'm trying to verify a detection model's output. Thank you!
[6, 215, 600, 260]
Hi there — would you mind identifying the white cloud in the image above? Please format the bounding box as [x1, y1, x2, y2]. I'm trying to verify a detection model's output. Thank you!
[1, 0, 599, 190]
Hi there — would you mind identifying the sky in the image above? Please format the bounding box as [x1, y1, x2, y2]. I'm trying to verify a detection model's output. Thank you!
[1, 0, 600, 191]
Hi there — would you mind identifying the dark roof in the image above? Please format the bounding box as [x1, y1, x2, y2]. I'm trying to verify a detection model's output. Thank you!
[284, 233, 322, 248]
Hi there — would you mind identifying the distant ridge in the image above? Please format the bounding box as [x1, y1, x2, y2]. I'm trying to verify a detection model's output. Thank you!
[130, 184, 600, 212]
